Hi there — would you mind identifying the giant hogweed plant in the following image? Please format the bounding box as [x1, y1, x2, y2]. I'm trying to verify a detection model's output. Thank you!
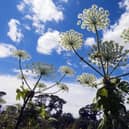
[12, 49, 74, 129]
[59, 4, 129, 129]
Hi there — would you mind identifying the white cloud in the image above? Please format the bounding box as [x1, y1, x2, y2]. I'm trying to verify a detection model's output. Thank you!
[56, 84, 96, 117]
[0, 74, 96, 117]
[85, 37, 95, 46]
[103, 0, 129, 48]
[17, 2, 25, 11]
[17, 0, 64, 34]
[37, 30, 62, 55]
[66, 60, 72, 66]
[7, 19, 24, 43]
[0, 43, 16, 58]
[119, 0, 129, 11]
[0, 75, 21, 105]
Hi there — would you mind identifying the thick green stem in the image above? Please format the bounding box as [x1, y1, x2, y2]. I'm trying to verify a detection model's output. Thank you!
[106, 61, 109, 75]
[94, 25, 106, 77]
[14, 95, 30, 129]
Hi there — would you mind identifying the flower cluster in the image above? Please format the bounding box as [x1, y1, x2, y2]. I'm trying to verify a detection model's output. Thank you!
[89, 41, 129, 67]
[59, 66, 74, 76]
[77, 73, 97, 87]
[13, 49, 30, 60]
[59, 29, 83, 50]
[77, 4, 109, 32]
[31, 62, 54, 76]
[58, 83, 69, 92]
[121, 28, 129, 43]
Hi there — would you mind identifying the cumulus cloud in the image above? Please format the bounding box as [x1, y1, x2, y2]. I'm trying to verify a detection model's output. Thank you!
[0, 74, 96, 117]
[103, 0, 129, 48]
[37, 30, 62, 55]
[17, 0, 64, 34]
[7, 19, 23, 43]
[85, 37, 95, 46]
[0, 43, 16, 58]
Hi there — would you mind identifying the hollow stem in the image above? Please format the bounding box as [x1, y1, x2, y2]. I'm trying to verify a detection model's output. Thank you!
[94, 25, 106, 76]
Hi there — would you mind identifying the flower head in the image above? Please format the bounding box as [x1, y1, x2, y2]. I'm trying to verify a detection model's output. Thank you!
[121, 28, 129, 43]
[59, 29, 83, 50]
[77, 73, 97, 87]
[32, 62, 54, 76]
[89, 41, 129, 67]
[38, 83, 47, 88]
[59, 66, 74, 76]
[13, 49, 30, 60]
[77, 4, 109, 32]
[58, 83, 69, 92]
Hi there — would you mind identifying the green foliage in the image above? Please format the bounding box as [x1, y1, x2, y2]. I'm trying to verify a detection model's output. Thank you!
[40, 106, 48, 119]
[16, 86, 30, 101]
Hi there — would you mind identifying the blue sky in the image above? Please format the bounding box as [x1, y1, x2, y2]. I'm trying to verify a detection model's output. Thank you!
[0, 0, 129, 117]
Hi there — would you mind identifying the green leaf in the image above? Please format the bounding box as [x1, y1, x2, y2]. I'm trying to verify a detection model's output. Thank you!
[40, 106, 48, 119]
[97, 87, 108, 98]
[118, 81, 129, 93]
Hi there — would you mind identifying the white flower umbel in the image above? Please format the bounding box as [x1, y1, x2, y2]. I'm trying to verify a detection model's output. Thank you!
[77, 4, 109, 32]
[89, 41, 129, 67]
[57, 83, 69, 92]
[13, 49, 30, 60]
[59, 29, 83, 50]
[32, 62, 54, 76]
[59, 66, 74, 76]
[77, 73, 97, 87]
[121, 28, 129, 43]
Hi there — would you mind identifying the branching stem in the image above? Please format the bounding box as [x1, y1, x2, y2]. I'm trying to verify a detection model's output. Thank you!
[72, 46, 103, 77]
[19, 58, 31, 90]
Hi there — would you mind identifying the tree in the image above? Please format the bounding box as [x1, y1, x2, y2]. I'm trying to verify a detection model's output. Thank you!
[59, 4, 129, 129]
[35, 94, 66, 118]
